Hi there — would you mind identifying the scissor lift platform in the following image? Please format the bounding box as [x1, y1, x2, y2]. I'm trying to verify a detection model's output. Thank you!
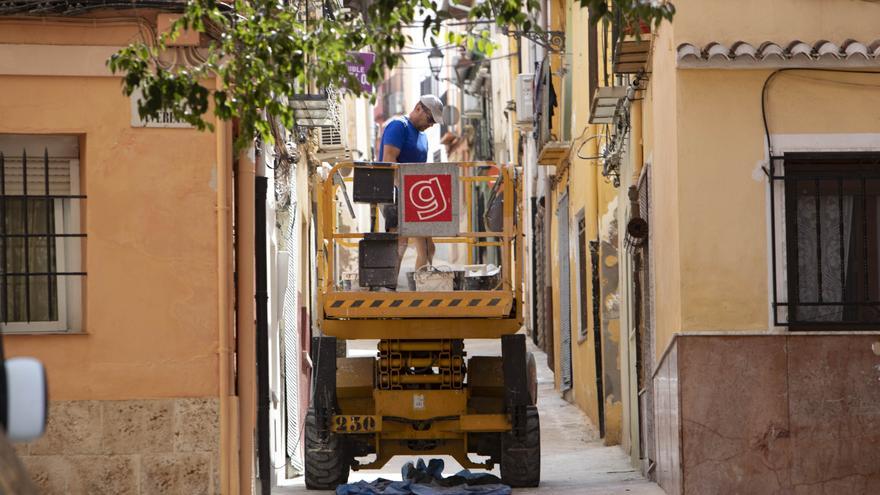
[305, 162, 539, 490]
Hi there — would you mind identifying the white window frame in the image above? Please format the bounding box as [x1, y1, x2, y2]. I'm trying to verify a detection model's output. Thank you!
[0, 156, 82, 334]
[766, 133, 880, 331]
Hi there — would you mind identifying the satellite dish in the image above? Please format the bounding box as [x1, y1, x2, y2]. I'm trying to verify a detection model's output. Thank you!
[442, 105, 460, 126]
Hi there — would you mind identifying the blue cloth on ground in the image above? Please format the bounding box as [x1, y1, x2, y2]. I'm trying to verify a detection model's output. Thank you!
[379, 116, 428, 163]
[335, 458, 511, 495]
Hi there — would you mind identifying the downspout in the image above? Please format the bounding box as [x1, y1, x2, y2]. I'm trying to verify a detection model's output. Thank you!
[0, 320, 6, 431]
[236, 144, 257, 495]
[216, 117, 238, 494]
[630, 98, 643, 185]
[255, 151, 271, 495]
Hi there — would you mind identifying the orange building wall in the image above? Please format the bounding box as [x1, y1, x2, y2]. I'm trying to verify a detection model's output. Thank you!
[0, 74, 220, 401]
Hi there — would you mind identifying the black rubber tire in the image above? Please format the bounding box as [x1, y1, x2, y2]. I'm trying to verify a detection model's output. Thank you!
[500, 405, 541, 488]
[304, 410, 350, 490]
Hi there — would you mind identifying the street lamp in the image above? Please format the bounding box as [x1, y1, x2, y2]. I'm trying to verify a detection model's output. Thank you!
[428, 46, 444, 80]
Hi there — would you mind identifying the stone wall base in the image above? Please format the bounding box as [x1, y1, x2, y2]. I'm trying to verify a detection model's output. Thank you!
[15, 398, 220, 495]
[654, 334, 880, 495]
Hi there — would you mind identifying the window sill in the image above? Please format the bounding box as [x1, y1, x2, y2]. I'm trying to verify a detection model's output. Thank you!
[3, 329, 87, 336]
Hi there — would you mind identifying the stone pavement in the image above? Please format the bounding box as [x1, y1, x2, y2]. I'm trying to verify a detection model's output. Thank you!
[274, 338, 665, 495]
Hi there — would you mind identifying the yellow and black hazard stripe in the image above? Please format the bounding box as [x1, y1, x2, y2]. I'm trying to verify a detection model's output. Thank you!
[328, 296, 504, 310]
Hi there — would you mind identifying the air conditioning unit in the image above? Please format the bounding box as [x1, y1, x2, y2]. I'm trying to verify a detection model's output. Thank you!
[314, 127, 350, 162]
[515, 73, 535, 130]
[463, 93, 482, 119]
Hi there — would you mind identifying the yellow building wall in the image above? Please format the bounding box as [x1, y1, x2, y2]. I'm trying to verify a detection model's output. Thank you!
[646, 0, 880, 358]
[644, 20, 682, 363]
[0, 22, 220, 401]
[676, 70, 880, 334]
[546, 0, 625, 443]
[672, 0, 880, 46]
[565, 0, 601, 429]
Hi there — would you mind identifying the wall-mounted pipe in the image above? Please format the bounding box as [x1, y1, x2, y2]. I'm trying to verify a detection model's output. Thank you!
[236, 145, 257, 495]
[255, 157, 271, 493]
[215, 115, 237, 494]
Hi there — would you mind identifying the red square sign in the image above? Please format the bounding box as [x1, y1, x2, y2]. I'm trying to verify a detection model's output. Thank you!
[403, 174, 453, 222]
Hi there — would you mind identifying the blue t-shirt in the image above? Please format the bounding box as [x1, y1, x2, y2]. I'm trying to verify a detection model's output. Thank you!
[379, 116, 428, 163]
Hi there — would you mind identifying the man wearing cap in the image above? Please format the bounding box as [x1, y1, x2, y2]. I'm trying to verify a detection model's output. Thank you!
[379, 95, 444, 286]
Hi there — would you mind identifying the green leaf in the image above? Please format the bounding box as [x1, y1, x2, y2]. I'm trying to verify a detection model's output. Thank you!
[109, 0, 675, 150]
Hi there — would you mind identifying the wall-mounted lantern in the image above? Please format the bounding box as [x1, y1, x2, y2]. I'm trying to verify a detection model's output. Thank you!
[428, 47, 444, 80]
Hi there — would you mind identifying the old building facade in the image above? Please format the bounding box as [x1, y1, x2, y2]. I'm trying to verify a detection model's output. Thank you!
[516, 0, 880, 492]
[0, 7, 237, 493]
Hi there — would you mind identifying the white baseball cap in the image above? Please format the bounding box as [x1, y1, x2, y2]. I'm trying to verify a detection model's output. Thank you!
[419, 94, 445, 125]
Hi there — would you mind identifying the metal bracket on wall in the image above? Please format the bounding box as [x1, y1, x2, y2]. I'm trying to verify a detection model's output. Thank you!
[505, 29, 565, 54]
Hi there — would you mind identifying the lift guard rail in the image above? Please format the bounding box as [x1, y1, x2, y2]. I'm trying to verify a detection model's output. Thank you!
[316, 161, 523, 338]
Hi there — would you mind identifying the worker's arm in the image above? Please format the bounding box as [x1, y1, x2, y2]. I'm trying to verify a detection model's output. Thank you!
[380, 120, 405, 163]
[382, 144, 401, 163]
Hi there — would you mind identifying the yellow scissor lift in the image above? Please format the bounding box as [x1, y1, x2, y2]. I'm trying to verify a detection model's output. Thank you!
[305, 161, 540, 490]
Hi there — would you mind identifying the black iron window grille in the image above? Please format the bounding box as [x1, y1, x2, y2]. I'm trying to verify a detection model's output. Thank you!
[770, 152, 880, 329]
[0, 147, 85, 331]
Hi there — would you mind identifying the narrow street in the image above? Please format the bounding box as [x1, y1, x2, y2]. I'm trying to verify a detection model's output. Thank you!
[275, 338, 664, 494]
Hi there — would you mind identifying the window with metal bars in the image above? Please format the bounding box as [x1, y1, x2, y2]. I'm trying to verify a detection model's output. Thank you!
[770, 152, 880, 329]
[0, 136, 85, 333]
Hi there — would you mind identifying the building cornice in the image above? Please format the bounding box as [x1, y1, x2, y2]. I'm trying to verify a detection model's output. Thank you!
[677, 39, 880, 69]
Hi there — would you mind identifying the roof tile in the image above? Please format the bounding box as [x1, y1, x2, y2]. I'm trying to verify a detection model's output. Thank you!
[677, 39, 880, 68]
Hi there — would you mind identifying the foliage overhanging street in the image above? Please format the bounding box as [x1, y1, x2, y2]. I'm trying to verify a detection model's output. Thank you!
[108, 0, 674, 149]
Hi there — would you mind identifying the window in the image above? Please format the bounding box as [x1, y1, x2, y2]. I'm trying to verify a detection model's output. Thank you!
[0, 135, 84, 333]
[576, 211, 589, 340]
[420, 76, 437, 99]
[587, 10, 599, 102]
[772, 152, 880, 329]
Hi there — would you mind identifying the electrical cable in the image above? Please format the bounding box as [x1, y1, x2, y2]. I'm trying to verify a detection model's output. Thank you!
[575, 137, 607, 160]
[401, 19, 498, 28]
[761, 68, 880, 160]
[782, 73, 880, 90]
[390, 51, 517, 71]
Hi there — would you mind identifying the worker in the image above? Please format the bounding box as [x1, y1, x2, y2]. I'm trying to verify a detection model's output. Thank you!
[379, 94, 445, 287]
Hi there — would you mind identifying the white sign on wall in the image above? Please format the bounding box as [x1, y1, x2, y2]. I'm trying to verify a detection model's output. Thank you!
[130, 88, 193, 128]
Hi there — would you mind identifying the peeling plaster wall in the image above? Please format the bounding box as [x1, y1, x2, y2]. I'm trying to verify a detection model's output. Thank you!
[599, 194, 622, 445]
[546, 0, 604, 432]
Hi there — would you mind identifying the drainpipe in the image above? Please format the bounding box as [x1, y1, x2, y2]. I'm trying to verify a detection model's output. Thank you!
[236, 143, 257, 495]
[630, 98, 643, 185]
[216, 118, 238, 494]
[255, 148, 271, 495]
